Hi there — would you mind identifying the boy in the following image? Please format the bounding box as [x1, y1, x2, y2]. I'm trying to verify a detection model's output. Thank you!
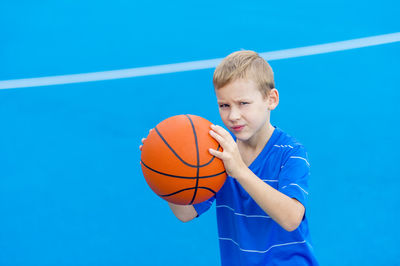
[141, 51, 318, 265]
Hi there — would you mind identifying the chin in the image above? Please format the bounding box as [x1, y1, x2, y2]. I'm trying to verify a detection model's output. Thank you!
[234, 133, 250, 142]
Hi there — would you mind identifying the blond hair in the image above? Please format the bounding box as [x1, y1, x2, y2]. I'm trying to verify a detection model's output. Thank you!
[213, 50, 275, 97]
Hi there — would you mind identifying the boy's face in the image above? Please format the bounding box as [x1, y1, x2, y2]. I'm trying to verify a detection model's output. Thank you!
[215, 78, 277, 145]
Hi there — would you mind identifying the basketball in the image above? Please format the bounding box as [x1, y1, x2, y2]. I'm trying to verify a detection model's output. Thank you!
[140, 114, 227, 205]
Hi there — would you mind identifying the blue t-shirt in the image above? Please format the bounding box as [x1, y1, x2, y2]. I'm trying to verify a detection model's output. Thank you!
[194, 127, 318, 265]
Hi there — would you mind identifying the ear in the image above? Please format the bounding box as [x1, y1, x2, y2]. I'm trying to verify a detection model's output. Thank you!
[268, 88, 279, 110]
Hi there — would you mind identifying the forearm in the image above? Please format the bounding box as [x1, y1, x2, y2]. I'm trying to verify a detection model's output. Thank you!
[168, 202, 198, 223]
[236, 167, 305, 231]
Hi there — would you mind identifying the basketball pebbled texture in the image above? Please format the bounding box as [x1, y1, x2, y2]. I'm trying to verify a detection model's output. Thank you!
[140, 114, 227, 205]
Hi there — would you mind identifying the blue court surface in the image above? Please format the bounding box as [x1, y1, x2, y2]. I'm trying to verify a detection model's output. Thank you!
[1, 1, 399, 265]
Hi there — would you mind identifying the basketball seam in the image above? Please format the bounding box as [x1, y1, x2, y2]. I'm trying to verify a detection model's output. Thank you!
[140, 160, 226, 179]
[187, 115, 200, 205]
[154, 126, 221, 168]
[158, 187, 217, 198]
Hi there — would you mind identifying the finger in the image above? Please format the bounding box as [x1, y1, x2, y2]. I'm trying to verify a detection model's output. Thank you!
[209, 129, 227, 146]
[211, 124, 235, 145]
[139, 145, 142, 151]
[210, 124, 228, 137]
[209, 148, 223, 159]
[141, 138, 146, 143]
[211, 125, 234, 143]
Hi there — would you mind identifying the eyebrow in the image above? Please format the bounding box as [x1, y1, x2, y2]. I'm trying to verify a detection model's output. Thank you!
[217, 99, 251, 104]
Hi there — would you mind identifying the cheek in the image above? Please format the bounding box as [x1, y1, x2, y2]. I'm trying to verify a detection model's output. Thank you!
[219, 109, 228, 121]
[247, 108, 269, 125]
[219, 108, 231, 116]
[219, 111, 232, 129]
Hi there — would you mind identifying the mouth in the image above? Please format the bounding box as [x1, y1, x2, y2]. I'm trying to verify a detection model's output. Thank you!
[232, 125, 245, 132]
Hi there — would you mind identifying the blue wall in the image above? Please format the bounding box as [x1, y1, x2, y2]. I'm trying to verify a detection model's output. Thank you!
[1, 1, 399, 265]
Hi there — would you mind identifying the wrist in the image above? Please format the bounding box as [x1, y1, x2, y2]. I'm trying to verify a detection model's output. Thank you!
[233, 165, 251, 182]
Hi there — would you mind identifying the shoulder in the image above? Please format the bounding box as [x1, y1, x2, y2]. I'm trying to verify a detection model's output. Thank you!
[274, 127, 303, 147]
[272, 127, 309, 165]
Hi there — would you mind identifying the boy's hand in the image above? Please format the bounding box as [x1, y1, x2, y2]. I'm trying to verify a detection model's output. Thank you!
[208, 124, 246, 178]
[139, 129, 153, 151]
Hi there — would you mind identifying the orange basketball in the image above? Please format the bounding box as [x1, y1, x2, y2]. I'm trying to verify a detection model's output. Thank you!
[140, 114, 227, 205]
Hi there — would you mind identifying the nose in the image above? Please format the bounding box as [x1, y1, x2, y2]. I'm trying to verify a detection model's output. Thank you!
[228, 106, 241, 121]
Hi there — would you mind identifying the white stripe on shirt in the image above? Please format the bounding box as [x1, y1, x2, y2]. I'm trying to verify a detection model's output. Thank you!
[219, 237, 307, 254]
[216, 205, 271, 219]
[289, 156, 310, 167]
[281, 183, 309, 195]
[261, 179, 278, 182]
[273, 144, 294, 148]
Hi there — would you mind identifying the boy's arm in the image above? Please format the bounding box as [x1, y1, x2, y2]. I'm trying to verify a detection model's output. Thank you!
[168, 203, 198, 223]
[209, 124, 305, 232]
[234, 168, 305, 231]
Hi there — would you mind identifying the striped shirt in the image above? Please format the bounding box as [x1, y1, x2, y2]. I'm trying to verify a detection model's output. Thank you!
[194, 127, 318, 265]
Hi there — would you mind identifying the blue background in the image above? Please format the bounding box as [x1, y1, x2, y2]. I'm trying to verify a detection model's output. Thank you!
[1, 1, 399, 265]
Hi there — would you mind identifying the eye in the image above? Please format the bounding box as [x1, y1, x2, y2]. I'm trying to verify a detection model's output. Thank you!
[219, 104, 229, 108]
[240, 102, 249, 105]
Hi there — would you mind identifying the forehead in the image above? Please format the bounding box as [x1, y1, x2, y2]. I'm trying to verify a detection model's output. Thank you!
[215, 79, 262, 102]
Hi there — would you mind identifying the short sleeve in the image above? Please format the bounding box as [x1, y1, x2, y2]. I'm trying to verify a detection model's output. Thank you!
[193, 196, 215, 217]
[278, 145, 310, 208]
